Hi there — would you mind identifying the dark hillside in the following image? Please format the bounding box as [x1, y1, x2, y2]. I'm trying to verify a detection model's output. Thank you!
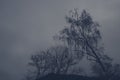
[39, 73, 103, 80]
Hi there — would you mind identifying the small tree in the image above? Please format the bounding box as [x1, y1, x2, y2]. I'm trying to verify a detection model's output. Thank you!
[28, 45, 81, 80]
[28, 50, 51, 80]
[47, 45, 79, 74]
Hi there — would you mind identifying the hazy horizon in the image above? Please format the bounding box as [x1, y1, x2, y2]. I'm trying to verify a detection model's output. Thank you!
[0, 0, 120, 80]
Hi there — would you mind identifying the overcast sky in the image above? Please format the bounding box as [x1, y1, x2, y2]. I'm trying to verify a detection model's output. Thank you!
[0, 0, 120, 80]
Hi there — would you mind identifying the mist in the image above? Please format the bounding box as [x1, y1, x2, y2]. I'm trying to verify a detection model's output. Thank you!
[0, 0, 120, 80]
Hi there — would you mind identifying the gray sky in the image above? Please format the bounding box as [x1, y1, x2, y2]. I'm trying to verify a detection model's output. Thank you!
[0, 0, 120, 80]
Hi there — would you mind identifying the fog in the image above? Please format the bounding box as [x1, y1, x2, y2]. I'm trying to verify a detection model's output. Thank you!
[0, 0, 120, 80]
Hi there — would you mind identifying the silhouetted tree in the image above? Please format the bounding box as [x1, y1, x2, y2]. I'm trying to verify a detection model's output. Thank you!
[57, 9, 109, 76]
[47, 45, 79, 74]
[28, 45, 81, 80]
[28, 50, 51, 80]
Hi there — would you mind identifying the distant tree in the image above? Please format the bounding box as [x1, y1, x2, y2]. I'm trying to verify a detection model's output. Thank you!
[28, 45, 81, 80]
[28, 50, 51, 80]
[57, 9, 109, 76]
[47, 45, 79, 74]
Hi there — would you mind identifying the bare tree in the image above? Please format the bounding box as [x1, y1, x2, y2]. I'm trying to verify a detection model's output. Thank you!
[47, 45, 80, 74]
[28, 45, 82, 80]
[28, 50, 51, 80]
[57, 9, 109, 76]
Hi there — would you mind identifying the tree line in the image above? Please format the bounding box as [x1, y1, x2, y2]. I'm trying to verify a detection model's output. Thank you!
[25, 9, 120, 80]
